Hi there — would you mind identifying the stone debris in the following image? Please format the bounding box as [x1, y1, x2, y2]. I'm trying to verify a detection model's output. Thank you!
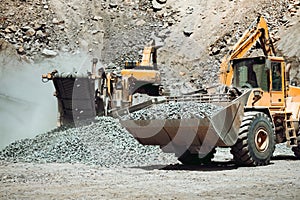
[25, 28, 36, 37]
[152, 0, 166, 11]
[109, 2, 118, 9]
[0, 117, 177, 167]
[157, 0, 167, 4]
[183, 26, 194, 37]
[122, 102, 223, 120]
[41, 48, 58, 57]
[92, 16, 103, 21]
[35, 30, 45, 38]
[186, 7, 194, 15]
[17, 46, 25, 54]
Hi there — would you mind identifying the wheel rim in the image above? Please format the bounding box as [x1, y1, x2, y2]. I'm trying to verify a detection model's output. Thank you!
[255, 128, 269, 152]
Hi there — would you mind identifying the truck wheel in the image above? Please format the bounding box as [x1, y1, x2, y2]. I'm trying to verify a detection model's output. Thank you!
[178, 148, 216, 165]
[231, 111, 275, 166]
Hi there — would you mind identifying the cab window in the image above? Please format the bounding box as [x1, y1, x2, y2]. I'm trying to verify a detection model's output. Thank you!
[233, 58, 269, 91]
[271, 62, 282, 91]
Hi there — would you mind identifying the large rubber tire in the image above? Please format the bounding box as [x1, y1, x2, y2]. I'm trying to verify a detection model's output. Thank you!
[178, 148, 216, 165]
[231, 111, 275, 166]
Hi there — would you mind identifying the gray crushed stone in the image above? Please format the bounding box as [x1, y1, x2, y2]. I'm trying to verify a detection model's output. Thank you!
[122, 102, 224, 120]
[0, 117, 177, 167]
[273, 143, 295, 157]
[1, 113, 294, 168]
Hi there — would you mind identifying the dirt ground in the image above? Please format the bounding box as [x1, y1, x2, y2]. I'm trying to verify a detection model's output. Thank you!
[1, 155, 300, 199]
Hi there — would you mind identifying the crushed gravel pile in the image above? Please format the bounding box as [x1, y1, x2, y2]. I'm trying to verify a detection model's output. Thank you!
[0, 116, 295, 168]
[0, 117, 177, 168]
[122, 102, 223, 120]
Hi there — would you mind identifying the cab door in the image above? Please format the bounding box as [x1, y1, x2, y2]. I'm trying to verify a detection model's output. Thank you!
[270, 61, 286, 107]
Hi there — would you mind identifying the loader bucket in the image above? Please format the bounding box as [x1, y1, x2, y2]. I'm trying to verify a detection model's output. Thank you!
[50, 72, 96, 126]
[121, 90, 251, 153]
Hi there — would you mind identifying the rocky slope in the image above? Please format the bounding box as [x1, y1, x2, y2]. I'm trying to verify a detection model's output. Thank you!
[1, 0, 299, 82]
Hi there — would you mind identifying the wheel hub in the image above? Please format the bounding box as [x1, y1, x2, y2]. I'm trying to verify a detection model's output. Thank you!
[255, 129, 269, 152]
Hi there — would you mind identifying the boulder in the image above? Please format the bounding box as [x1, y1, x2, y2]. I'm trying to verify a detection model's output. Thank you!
[36, 30, 45, 38]
[6, 25, 18, 33]
[25, 28, 36, 37]
[183, 27, 194, 37]
[41, 48, 58, 57]
[157, 0, 167, 4]
[92, 16, 103, 21]
[109, 0, 118, 8]
[136, 19, 146, 26]
[17, 46, 25, 54]
[152, 0, 165, 11]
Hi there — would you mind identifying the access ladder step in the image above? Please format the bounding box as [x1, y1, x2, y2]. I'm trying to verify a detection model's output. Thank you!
[285, 114, 298, 147]
[286, 128, 297, 139]
[287, 137, 298, 147]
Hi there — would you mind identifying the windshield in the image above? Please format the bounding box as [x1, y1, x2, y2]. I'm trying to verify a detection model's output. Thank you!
[232, 58, 270, 91]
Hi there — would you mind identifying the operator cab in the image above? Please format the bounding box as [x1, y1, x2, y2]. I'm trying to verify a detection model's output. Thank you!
[232, 56, 268, 90]
[231, 56, 285, 92]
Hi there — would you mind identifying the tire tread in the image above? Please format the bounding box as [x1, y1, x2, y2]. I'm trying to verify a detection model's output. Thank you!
[231, 111, 275, 166]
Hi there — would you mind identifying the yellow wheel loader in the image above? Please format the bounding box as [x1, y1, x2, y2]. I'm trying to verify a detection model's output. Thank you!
[122, 43, 162, 96]
[42, 44, 163, 126]
[120, 16, 300, 166]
